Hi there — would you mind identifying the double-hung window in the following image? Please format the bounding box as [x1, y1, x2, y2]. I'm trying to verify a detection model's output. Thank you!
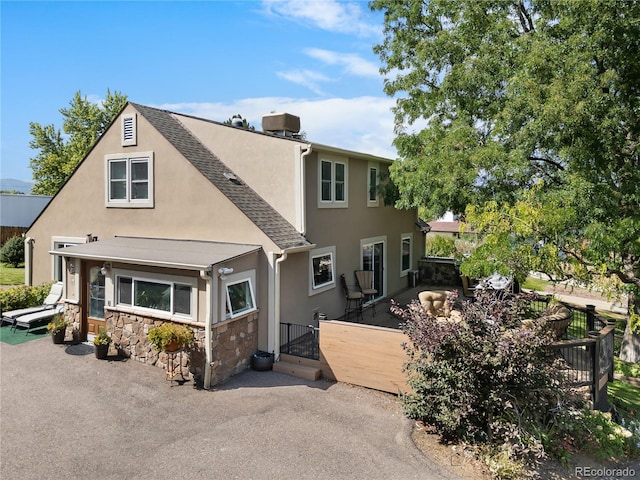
[319, 156, 348, 207]
[117, 275, 193, 318]
[105, 152, 154, 207]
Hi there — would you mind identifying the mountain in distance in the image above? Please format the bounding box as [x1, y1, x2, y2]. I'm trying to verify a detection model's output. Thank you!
[0, 178, 34, 194]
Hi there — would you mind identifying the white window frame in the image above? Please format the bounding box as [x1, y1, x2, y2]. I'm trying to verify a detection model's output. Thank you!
[105, 152, 154, 208]
[367, 162, 379, 207]
[113, 269, 197, 321]
[220, 270, 258, 321]
[318, 155, 348, 208]
[121, 113, 137, 146]
[309, 246, 336, 295]
[400, 233, 413, 276]
[51, 236, 86, 282]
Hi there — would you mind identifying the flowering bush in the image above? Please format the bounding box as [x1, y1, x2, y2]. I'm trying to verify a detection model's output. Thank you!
[395, 289, 572, 465]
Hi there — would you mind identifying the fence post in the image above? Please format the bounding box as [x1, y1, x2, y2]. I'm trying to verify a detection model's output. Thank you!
[586, 304, 596, 334]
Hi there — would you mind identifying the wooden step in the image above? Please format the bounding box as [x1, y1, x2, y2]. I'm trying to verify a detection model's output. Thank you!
[273, 361, 322, 381]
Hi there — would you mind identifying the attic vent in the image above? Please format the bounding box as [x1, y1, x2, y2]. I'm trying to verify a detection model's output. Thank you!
[121, 113, 137, 146]
[262, 113, 300, 137]
[224, 172, 242, 185]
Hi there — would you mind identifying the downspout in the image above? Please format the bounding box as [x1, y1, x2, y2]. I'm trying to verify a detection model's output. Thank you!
[273, 251, 288, 360]
[200, 268, 214, 390]
[297, 144, 312, 235]
[24, 237, 34, 286]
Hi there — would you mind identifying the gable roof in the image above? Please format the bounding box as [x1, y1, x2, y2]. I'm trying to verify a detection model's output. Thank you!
[131, 103, 312, 251]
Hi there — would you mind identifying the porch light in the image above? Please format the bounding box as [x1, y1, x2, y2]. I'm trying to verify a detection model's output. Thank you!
[218, 267, 233, 280]
[101, 262, 112, 275]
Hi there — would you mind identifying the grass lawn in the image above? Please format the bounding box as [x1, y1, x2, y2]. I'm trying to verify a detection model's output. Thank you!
[608, 380, 640, 417]
[0, 263, 24, 285]
[522, 276, 550, 291]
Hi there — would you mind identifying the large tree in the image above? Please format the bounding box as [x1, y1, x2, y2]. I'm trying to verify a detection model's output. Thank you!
[371, 1, 640, 314]
[29, 89, 127, 195]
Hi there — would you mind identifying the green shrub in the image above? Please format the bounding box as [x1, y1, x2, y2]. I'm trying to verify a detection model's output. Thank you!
[394, 290, 572, 464]
[425, 234, 457, 257]
[0, 282, 54, 312]
[0, 236, 24, 267]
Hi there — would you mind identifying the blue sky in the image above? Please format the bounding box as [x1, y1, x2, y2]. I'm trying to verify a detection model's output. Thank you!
[1, 0, 402, 183]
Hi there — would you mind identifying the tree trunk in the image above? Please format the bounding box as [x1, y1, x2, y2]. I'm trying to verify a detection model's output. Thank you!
[619, 291, 640, 364]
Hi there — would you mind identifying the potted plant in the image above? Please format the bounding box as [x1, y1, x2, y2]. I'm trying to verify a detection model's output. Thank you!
[47, 314, 69, 344]
[147, 322, 193, 352]
[93, 327, 112, 359]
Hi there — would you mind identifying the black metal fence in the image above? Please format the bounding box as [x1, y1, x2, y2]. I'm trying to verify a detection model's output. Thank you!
[531, 294, 614, 410]
[280, 323, 319, 360]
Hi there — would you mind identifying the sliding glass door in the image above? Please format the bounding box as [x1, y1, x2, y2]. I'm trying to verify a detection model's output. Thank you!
[361, 236, 386, 299]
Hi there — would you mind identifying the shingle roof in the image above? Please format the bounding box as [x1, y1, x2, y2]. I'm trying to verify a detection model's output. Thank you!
[131, 103, 311, 251]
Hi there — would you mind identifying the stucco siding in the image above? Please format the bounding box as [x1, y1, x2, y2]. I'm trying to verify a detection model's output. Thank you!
[27, 105, 280, 287]
[176, 114, 304, 228]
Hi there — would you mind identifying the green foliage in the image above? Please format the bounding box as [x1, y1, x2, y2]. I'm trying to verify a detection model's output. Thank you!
[46, 314, 69, 334]
[29, 89, 127, 195]
[0, 263, 25, 285]
[0, 282, 53, 312]
[93, 327, 112, 346]
[424, 235, 456, 257]
[0, 236, 24, 267]
[395, 290, 568, 464]
[147, 322, 193, 351]
[371, 0, 640, 305]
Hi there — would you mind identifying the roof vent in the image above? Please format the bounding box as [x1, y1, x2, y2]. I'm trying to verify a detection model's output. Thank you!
[231, 118, 244, 128]
[262, 113, 300, 137]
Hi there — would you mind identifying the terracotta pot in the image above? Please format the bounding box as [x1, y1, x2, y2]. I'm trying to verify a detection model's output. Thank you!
[165, 340, 181, 352]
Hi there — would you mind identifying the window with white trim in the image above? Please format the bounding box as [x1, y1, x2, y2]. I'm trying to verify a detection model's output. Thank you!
[309, 246, 336, 295]
[105, 152, 154, 207]
[401, 234, 413, 275]
[121, 113, 137, 146]
[116, 275, 193, 318]
[318, 156, 348, 207]
[367, 163, 379, 206]
[225, 277, 257, 319]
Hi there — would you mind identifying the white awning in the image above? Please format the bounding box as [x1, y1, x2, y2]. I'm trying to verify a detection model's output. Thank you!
[49, 236, 261, 271]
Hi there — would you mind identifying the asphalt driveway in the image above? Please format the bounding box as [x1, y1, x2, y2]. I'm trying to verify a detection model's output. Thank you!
[1, 338, 456, 480]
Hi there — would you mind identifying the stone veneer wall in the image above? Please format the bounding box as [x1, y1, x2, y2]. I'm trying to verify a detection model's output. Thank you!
[64, 302, 82, 342]
[210, 312, 258, 386]
[82, 308, 259, 388]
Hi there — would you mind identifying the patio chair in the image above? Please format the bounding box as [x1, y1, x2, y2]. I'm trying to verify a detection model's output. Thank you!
[355, 270, 377, 316]
[12, 305, 65, 335]
[1, 282, 63, 326]
[340, 274, 364, 322]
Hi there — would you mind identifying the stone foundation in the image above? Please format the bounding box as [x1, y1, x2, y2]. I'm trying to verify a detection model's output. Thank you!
[59, 305, 259, 388]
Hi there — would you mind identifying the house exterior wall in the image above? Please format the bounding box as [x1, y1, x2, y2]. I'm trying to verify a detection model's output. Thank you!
[176, 114, 304, 229]
[279, 151, 422, 324]
[27, 104, 279, 287]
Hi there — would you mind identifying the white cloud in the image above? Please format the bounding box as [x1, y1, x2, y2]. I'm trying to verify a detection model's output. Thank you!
[157, 96, 399, 159]
[275, 69, 334, 95]
[304, 48, 380, 78]
[261, 0, 381, 38]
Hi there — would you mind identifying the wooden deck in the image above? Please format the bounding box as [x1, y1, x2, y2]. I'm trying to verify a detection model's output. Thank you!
[338, 283, 463, 329]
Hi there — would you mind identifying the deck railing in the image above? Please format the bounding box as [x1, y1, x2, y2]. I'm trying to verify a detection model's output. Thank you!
[530, 294, 614, 410]
[280, 322, 319, 360]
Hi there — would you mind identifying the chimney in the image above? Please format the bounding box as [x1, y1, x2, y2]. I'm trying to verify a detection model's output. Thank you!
[262, 113, 300, 137]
